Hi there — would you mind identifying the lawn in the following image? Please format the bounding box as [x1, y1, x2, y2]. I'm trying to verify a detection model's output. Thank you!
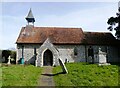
[1, 64, 43, 86]
[53, 62, 119, 86]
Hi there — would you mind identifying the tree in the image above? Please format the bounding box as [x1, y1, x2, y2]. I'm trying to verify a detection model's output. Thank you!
[107, 4, 120, 39]
[2, 50, 11, 63]
[10, 51, 16, 64]
[2, 50, 16, 64]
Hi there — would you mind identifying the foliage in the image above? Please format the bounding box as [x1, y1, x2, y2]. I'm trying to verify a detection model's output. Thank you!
[2, 64, 43, 86]
[0, 50, 2, 58]
[53, 62, 118, 86]
[2, 50, 16, 63]
[2, 50, 11, 63]
[10, 51, 16, 64]
[107, 7, 120, 38]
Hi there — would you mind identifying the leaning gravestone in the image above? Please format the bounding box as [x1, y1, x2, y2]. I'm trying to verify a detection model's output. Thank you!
[58, 58, 68, 74]
[7, 56, 11, 65]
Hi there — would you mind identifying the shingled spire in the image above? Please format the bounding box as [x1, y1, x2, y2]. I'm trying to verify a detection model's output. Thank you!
[26, 8, 35, 25]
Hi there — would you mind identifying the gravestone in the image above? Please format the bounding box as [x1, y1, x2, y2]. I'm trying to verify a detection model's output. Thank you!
[58, 58, 68, 74]
[97, 48, 110, 66]
[2, 57, 5, 63]
[7, 56, 11, 65]
[98, 47, 107, 63]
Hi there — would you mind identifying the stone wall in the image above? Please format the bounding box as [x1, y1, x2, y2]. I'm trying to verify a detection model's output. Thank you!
[56, 45, 86, 63]
[17, 44, 86, 66]
[86, 45, 107, 63]
[107, 46, 120, 63]
[16, 43, 120, 66]
[16, 44, 40, 65]
[86, 45, 120, 63]
[36, 38, 59, 67]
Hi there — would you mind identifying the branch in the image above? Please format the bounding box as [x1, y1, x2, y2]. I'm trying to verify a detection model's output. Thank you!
[107, 17, 118, 25]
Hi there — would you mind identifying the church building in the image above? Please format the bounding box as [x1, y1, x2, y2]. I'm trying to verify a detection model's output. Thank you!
[16, 9, 120, 67]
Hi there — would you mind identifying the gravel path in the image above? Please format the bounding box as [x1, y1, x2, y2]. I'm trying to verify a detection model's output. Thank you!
[38, 66, 55, 87]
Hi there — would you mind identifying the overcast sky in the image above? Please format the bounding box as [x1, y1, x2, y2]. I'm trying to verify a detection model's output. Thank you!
[0, 1, 119, 50]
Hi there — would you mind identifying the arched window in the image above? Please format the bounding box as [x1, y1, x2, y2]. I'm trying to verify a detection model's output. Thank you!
[88, 46, 93, 57]
[34, 47, 36, 55]
[74, 47, 78, 56]
[88, 46, 94, 63]
[34, 47, 37, 60]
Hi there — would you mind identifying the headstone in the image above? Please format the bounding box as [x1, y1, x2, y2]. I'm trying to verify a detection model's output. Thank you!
[97, 47, 110, 66]
[88, 56, 92, 63]
[58, 58, 68, 74]
[98, 47, 107, 64]
[2, 57, 5, 63]
[7, 56, 11, 65]
[65, 59, 67, 64]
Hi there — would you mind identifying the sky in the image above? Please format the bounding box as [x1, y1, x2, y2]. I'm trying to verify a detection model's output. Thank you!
[0, 0, 119, 50]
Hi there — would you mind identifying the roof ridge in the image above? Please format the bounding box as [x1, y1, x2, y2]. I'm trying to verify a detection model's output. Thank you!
[84, 31, 111, 34]
[24, 26, 82, 29]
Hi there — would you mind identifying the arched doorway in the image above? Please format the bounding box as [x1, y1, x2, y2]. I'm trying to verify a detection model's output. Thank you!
[43, 49, 53, 66]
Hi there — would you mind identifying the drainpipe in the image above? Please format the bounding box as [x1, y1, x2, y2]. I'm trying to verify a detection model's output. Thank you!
[21, 45, 24, 64]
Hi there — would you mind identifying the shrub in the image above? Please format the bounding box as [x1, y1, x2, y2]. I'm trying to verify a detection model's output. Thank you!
[2, 50, 16, 64]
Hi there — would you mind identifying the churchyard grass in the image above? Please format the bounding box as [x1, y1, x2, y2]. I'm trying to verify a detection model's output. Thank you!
[53, 62, 119, 86]
[1, 64, 43, 86]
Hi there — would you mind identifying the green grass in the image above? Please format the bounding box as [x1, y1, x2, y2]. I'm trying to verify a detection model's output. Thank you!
[1, 64, 43, 86]
[53, 62, 119, 86]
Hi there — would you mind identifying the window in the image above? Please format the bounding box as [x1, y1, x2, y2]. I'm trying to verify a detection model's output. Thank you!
[74, 47, 78, 56]
[88, 46, 94, 63]
[34, 47, 36, 55]
[88, 46, 93, 57]
[34, 47, 37, 60]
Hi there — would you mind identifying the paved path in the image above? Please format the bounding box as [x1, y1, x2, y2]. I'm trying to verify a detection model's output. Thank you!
[38, 66, 55, 87]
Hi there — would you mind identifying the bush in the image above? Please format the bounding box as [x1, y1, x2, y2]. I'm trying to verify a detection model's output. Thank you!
[2, 50, 11, 63]
[10, 51, 16, 64]
[2, 50, 16, 64]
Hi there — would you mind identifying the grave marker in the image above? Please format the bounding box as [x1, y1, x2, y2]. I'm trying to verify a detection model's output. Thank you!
[58, 58, 68, 74]
[7, 56, 11, 65]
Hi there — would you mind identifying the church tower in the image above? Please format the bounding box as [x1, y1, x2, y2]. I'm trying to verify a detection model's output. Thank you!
[26, 8, 35, 26]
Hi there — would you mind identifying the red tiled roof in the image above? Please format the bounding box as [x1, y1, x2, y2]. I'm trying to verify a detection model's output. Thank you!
[83, 32, 120, 45]
[16, 26, 84, 44]
[16, 26, 120, 45]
